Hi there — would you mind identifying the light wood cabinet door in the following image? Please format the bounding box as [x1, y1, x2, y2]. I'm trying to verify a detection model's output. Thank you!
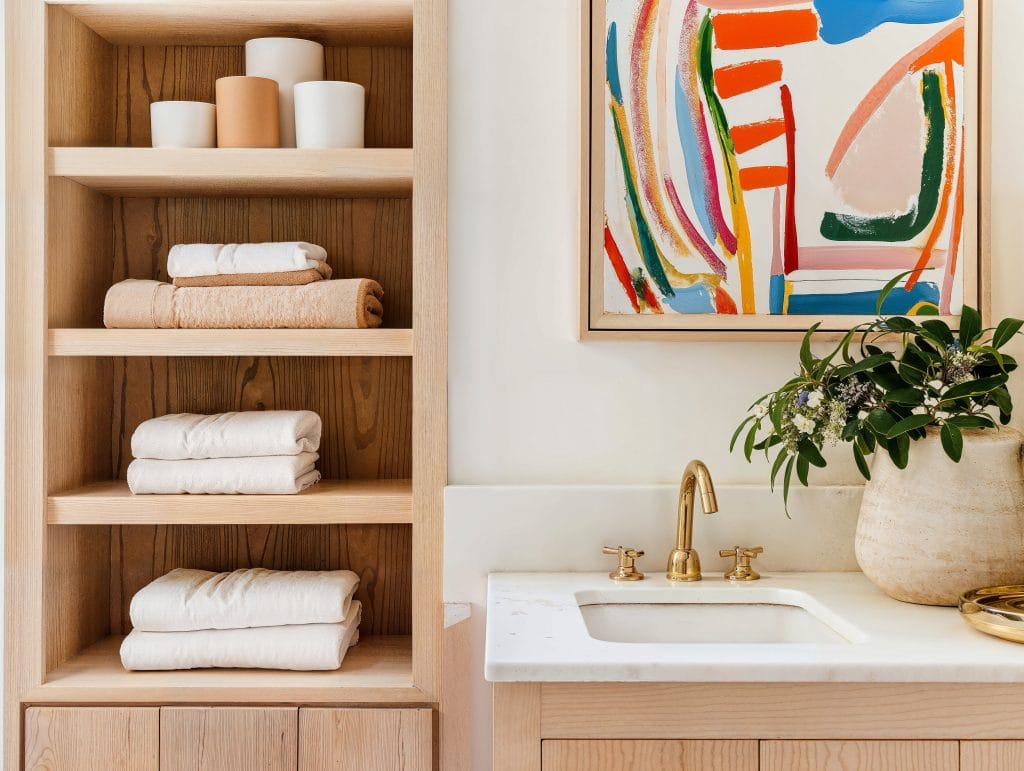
[761, 740, 959, 771]
[160, 707, 298, 771]
[542, 740, 758, 770]
[24, 706, 159, 771]
[298, 708, 433, 770]
[962, 742, 1024, 769]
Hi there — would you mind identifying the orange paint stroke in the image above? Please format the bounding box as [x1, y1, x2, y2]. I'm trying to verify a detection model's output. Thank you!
[826, 21, 964, 178]
[714, 286, 739, 314]
[604, 223, 641, 314]
[739, 166, 789, 191]
[711, 9, 819, 51]
[731, 119, 787, 153]
[907, 60, 958, 291]
[941, 133, 966, 314]
[713, 60, 784, 99]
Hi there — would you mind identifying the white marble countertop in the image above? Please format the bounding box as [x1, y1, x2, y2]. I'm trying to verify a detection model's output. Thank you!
[485, 572, 1024, 683]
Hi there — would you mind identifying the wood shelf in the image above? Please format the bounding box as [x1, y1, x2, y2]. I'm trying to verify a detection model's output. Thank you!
[48, 329, 414, 357]
[50, 1, 414, 46]
[28, 635, 418, 704]
[47, 480, 413, 525]
[48, 148, 413, 198]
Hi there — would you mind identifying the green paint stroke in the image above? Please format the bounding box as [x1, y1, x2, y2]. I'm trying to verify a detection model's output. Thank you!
[821, 70, 947, 242]
[697, 11, 739, 203]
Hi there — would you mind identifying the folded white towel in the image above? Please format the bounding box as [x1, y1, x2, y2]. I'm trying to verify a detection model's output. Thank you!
[130, 568, 359, 632]
[120, 602, 362, 671]
[132, 411, 322, 460]
[167, 242, 329, 278]
[127, 454, 320, 495]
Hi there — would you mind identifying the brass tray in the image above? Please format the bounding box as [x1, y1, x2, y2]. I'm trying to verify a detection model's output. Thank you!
[959, 586, 1024, 643]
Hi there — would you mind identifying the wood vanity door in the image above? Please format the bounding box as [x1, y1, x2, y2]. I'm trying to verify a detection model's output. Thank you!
[160, 707, 298, 771]
[298, 708, 433, 770]
[24, 707, 159, 770]
[760, 740, 959, 771]
[542, 740, 758, 770]
[962, 742, 1024, 769]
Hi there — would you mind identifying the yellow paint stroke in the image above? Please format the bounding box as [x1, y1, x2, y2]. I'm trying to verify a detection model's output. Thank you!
[783, 280, 794, 315]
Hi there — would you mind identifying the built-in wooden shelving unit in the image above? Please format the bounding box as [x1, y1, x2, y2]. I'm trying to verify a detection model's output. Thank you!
[6, 0, 446, 764]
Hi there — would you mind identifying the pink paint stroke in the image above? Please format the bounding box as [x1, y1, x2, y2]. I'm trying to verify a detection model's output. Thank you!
[680, 0, 738, 255]
[666, 178, 729, 278]
[798, 247, 948, 271]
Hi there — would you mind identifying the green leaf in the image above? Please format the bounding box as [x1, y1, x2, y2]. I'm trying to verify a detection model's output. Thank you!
[782, 456, 796, 517]
[947, 415, 996, 430]
[940, 422, 964, 462]
[834, 353, 894, 379]
[888, 433, 911, 469]
[885, 388, 926, 405]
[883, 316, 917, 333]
[859, 428, 877, 453]
[796, 455, 810, 487]
[886, 414, 934, 438]
[920, 320, 955, 347]
[797, 440, 827, 468]
[853, 442, 872, 481]
[769, 450, 789, 492]
[730, 416, 756, 452]
[992, 386, 1013, 416]
[941, 374, 1009, 401]
[743, 424, 758, 462]
[799, 323, 820, 374]
[959, 305, 982, 347]
[993, 318, 1024, 349]
[876, 271, 915, 315]
[866, 409, 897, 435]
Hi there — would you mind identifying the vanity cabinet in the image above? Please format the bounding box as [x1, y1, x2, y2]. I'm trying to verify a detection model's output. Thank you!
[24, 707, 159, 770]
[161, 708, 298, 771]
[298, 708, 433, 770]
[760, 741, 959, 771]
[542, 740, 757, 770]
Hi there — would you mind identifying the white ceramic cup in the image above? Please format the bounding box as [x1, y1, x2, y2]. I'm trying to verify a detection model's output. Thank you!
[150, 101, 217, 148]
[294, 81, 366, 149]
[245, 37, 325, 148]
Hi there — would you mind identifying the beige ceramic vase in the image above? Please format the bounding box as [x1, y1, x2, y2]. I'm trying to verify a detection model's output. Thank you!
[856, 427, 1024, 606]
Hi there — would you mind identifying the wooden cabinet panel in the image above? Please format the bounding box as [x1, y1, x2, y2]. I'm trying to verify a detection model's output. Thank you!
[160, 707, 297, 771]
[962, 742, 1024, 769]
[298, 708, 432, 770]
[542, 740, 758, 771]
[761, 740, 958, 771]
[24, 706, 158, 771]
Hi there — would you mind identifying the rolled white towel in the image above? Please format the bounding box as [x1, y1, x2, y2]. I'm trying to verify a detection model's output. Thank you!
[130, 568, 359, 632]
[167, 242, 329, 278]
[132, 411, 322, 460]
[127, 453, 320, 495]
[121, 602, 362, 672]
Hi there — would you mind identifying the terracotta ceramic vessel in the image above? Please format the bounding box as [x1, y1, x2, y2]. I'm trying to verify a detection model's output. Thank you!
[856, 427, 1024, 606]
[215, 76, 280, 148]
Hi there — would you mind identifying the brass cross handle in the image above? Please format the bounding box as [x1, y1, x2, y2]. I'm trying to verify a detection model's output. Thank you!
[603, 546, 645, 582]
[719, 546, 764, 581]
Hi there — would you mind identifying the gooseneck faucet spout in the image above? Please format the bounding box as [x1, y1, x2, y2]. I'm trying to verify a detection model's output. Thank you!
[667, 460, 718, 582]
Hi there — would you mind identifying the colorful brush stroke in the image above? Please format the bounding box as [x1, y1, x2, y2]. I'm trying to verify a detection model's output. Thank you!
[602, 0, 969, 319]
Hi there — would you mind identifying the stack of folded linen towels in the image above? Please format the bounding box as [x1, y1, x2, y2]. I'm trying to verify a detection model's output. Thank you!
[103, 241, 384, 330]
[127, 410, 322, 495]
[120, 568, 362, 671]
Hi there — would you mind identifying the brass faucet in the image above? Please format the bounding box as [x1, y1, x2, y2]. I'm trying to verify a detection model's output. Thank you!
[667, 460, 719, 582]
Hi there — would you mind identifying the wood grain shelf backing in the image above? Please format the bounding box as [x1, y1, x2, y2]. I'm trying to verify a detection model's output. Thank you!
[48, 148, 413, 197]
[48, 329, 415, 357]
[29, 635, 418, 704]
[48, 479, 413, 525]
[51, 1, 414, 46]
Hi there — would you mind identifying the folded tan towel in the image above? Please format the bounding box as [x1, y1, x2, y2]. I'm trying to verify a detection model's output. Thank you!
[104, 279, 384, 330]
[173, 263, 332, 288]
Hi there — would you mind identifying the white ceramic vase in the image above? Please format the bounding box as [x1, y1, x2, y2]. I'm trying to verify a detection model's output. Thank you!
[245, 37, 324, 147]
[856, 427, 1024, 606]
[294, 81, 365, 148]
[150, 101, 216, 148]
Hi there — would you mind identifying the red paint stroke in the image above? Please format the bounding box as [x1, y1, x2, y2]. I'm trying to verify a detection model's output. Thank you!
[941, 133, 966, 314]
[642, 282, 665, 314]
[826, 21, 964, 177]
[713, 60, 783, 99]
[781, 84, 799, 275]
[604, 224, 641, 313]
[711, 9, 819, 51]
[907, 60, 958, 291]
[739, 166, 789, 191]
[665, 177, 729, 278]
[731, 119, 787, 154]
[799, 246, 947, 271]
[714, 286, 739, 314]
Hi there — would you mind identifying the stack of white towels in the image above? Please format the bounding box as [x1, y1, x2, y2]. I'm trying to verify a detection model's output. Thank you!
[120, 568, 362, 671]
[127, 410, 322, 495]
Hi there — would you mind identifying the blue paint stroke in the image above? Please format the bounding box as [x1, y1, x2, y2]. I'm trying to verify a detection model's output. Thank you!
[814, 0, 963, 45]
[674, 66, 717, 245]
[787, 282, 940, 315]
[769, 275, 786, 315]
[662, 283, 716, 314]
[607, 22, 623, 103]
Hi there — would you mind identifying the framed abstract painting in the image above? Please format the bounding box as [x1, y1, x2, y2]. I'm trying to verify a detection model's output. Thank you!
[581, 0, 990, 339]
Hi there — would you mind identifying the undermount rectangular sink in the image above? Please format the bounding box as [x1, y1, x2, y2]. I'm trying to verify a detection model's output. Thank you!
[575, 587, 861, 645]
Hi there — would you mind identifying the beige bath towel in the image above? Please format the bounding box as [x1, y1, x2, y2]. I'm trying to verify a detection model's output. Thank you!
[104, 279, 384, 330]
[127, 453, 320, 495]
[132, 411, 322, 460]
[172, 263, 332, 288]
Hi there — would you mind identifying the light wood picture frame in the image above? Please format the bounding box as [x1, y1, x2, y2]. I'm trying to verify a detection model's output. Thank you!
[580, 0, 991, 341]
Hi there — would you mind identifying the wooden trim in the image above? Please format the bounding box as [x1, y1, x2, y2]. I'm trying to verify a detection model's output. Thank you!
[978, 0, 994, 326]
[494, 683, 542, 771]
[441, 606, 472, 771]
[411, 0, 447, 702]
[539, 683, 1024, 740]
